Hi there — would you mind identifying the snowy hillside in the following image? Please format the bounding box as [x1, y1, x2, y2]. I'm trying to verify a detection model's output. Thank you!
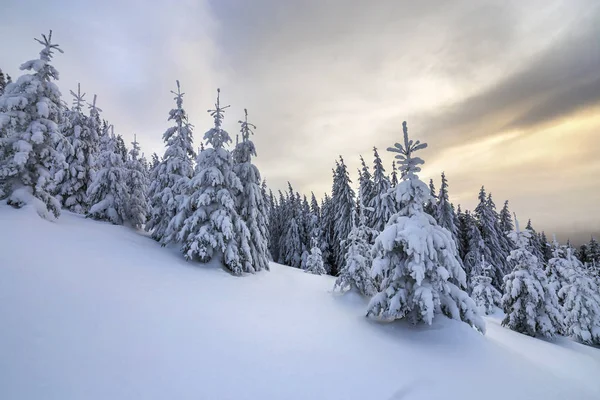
[1, 204, 599, 400]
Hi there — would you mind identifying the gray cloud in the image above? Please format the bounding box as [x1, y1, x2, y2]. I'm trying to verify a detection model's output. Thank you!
[1, 0, 598, 238]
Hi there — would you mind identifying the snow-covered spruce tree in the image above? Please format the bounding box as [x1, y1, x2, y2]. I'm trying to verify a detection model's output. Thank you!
[525, 219, 545, 264]
[267, 190, 282, 261]
[367, 121, 484, 332]
[115, 134, 128, 163]
[501, 215, 562, 338]
[391, 160, 398, 187]
[276, 183, 303, 268]
[461, 210, 490, 288]
[146, 81, 195, 244]
[0, 31, 67, 218]
[0, 68, 7, 96]
[87, 125, 129, 224]
[320, 193, 335, 272]
[474, 188, 509, 288]
[369, 147, 395, 232]
[498, 200, 513, 235]
[124, 135, 148, 229]
[58, 85, 99, 213]
[434, 171, 459, 240]
[471, 255, 501, 315]
[545, 236, 570, 311]
[559, 246, 600, 345]
[540, 232, 552, 264]
[424, 178, 437, 216]
[305, 239, 326, 275]
[358, 155, 375, 212]
[175, 89, 253, 275]
[233, 109, 270, 272]
[332, 156, 356, 275]
[334, 194, 376, 296]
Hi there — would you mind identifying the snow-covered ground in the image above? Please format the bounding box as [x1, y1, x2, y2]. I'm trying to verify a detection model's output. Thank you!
[1, 204, 599, 400]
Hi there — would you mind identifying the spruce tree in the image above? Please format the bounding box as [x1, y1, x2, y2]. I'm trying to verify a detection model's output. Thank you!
[124, 135, 148, 229]
[390, 160, 398, 187]
[58, 85, 99, 213]
[175, 89, 252, 275]
[0, 31, 66, 219]
[369, 147, 395, 232]
[501, 215, 562, 338]
[498, 200, 513, 234]
[434, 171, 459, 240]
[305, 240, 326, 275]
[471, 256, 501, 315]
[115, 135, 128, 162]
[279, 183, 304, 268]
[320, 193, 335, 272]
[334, 194, 376, 296]
[331, 156, 356, 275]
[559, 246, 600, 345]
[475, 187, 509, 288]
[146, 81, 195, 244]
[0, 68, 7, 96]
[233, 109, 270, 272]
[87, 126, 129, 224]
[424, 178, 437, 216]
[367, 122, 484, 332]
[358, 155, 375, 224]
[526, 220, 545, 264]
[268, 190, 282, 262]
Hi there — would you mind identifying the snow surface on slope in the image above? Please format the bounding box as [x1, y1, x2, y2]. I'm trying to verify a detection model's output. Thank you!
[1, 204, 599, 400]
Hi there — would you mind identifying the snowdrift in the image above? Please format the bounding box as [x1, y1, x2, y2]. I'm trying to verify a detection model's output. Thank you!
[1, 204, 599, 400]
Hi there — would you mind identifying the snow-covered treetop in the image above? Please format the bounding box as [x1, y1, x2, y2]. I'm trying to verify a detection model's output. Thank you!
[235, 108, 258, 163]
[172, 80, 184, 109]
[70, 83, 86, 112]
[205, 88, 231, 149]
[508, 213, 531, 249]
[388, 121, 427, 179]
[87, 94, 102, 117]
[130, 134, 140, 161]
[35, 30, 63, 62]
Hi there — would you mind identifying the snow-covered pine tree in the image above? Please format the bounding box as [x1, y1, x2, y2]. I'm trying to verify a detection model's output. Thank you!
[115, 134, 128, 163]
[475, 188, 509, 288]
[545, 236, 570, 311]
[460, 210, 490, 289]
[124, 135, 148, 229]
[391, 160, 398, 187]
[358, 155, 374, 221]
[334, 193, 376, 296]
[501, 214, 562, 338]
[267, 190, 282, 261]
[369, 147, 395, 232]
[539, 232, 552, 264]
[424, 178, 437, 216]
[175, 89, 252, 275]
[498, 200, 513, 235]
[471, 255, 501, 315]
[58, 85, 99, 213]
[0, 68, 7, 96]
[233, 108, 270, 272]
[305, 239, 326, 275]
[0, 31, 67, 219]
[331, 156, 356, 275]
[87, 125, 129, 224]
[320, 193, 335, 272]
[434, 171, 459, 240]
[146, 80, 196, 244]
[559, 246, 600, 345]
[526, 219, 545, 264]
[367, 121, 484, 332]
[279, 183, 303, 268]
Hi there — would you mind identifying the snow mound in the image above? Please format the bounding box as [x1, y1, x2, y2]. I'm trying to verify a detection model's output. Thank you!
[1, 204, 599, 400]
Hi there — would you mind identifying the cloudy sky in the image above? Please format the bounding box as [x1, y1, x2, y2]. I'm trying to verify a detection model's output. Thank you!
[1, 0, 599, 242]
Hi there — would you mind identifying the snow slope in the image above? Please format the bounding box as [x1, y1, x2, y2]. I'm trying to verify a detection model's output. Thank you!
[1, 204, 599, 400]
